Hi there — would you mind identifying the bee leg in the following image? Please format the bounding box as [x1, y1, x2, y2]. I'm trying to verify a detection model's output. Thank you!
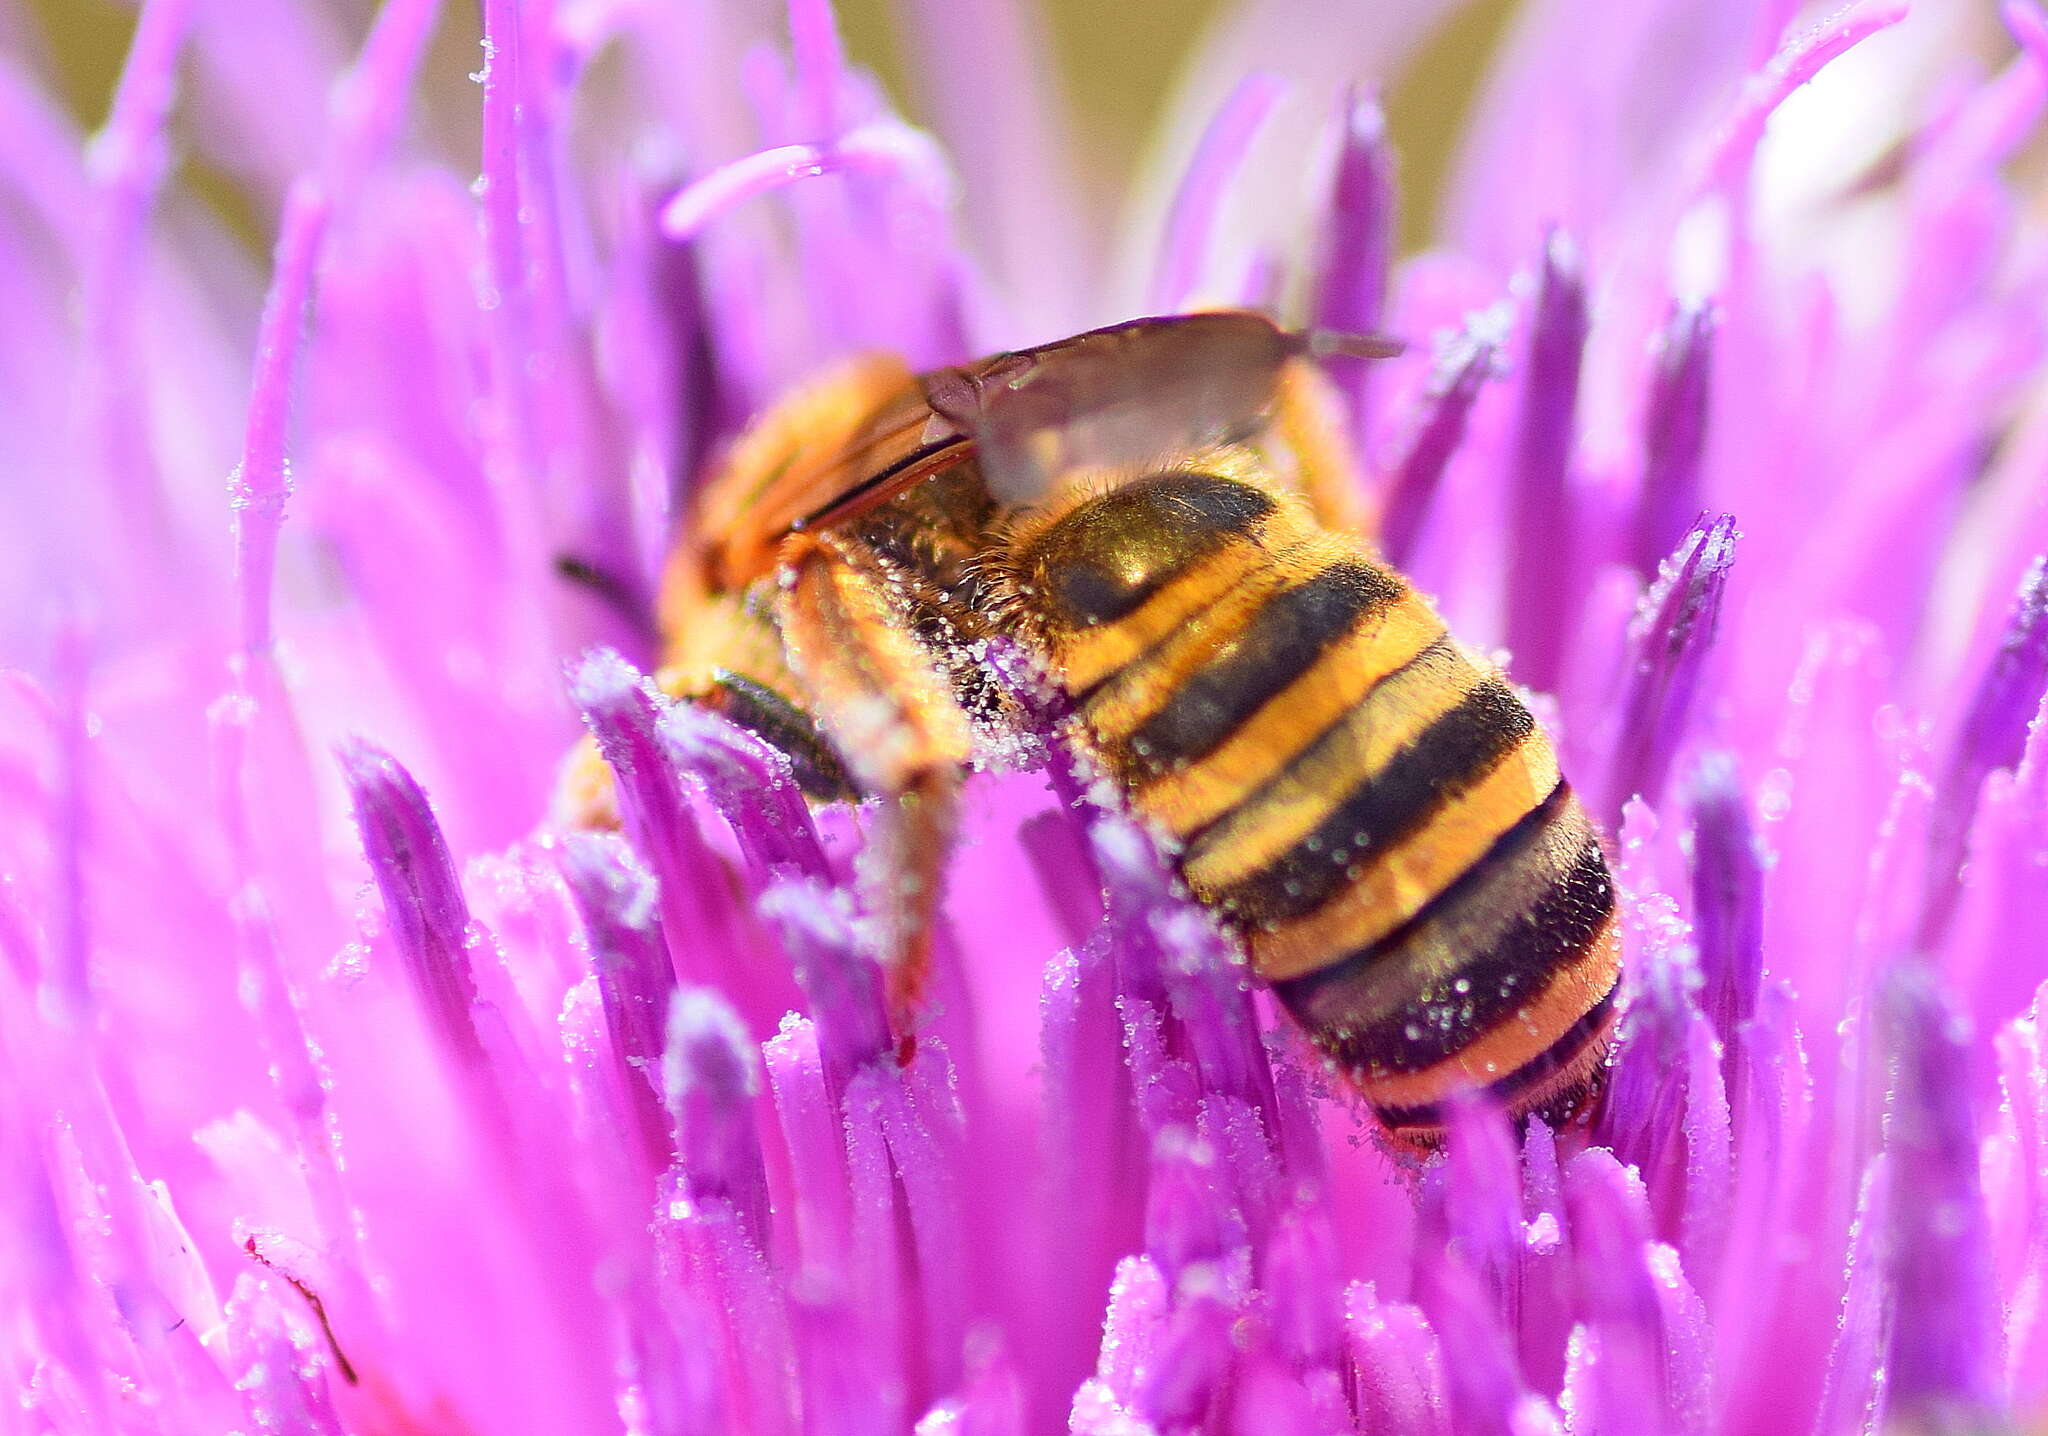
[553, 587, 841, 828]
[1268, 355, 1375, 539]
[774, 532, 973, 1027]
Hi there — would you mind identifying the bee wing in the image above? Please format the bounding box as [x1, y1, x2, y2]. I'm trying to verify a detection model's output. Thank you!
[925, 312, 1310, 505]
[698, 313, 1399, 586]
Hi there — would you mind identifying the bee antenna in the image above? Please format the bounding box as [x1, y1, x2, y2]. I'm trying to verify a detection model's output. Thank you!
[1304, 328, 1406, 361]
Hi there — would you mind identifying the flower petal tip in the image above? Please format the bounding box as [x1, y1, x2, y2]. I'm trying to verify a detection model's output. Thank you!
[759, 876, 893, 1081]
[338, 738, 484, 1062]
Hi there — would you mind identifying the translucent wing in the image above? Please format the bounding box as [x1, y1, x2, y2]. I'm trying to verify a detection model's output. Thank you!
[922, 312, 1339, 505]
[691, 312, 1397, 588]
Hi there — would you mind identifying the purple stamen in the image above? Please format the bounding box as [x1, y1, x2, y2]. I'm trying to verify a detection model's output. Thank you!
[559, 832, 676, 1173]
[232, 180, 330, 658]
[1439, 1098, 1526, 1309]
[660, 701, 831, 884]
[82, 0, 198, 543]
[44, 636, 91, 1028]
[2011, 0, 2048, 71]
[660, 121, 955, 243]
[1700, 1, 1912, 195]
[321, 0, 441, 204]
[1038, 933, 1146, 1390]
[1600, 514, 1739, 822]
[655, 1166, 797, 1435]
[1416, 1252, 1530, 1436]
[1687, 753, 1766, 1045]
[338, 740, 485, 1066]
[1309, 88, 1396, 436]
[1264, 1201, 1342, 1373]
[665, 986, 772, 1245]
[1814, 1153, 1894, 1435]
[1880, 964, 2000, 1424]
[792, 1286, 896, 1436]
[759, 877, 893, 1093]
[1922, 556, 2048, 945]
[839, 1073, 917, 1409]
[1561, 1151, 1666, 1434]
[867, 1053, 973, 1396]
[930, 1331, 1027, 1435]
[1143, 1126, 1232, 1283]
[569, 649, 746, 987]
[1133, 1283, 1234, 1430]
[1019, 810, 1104, 949]
[1506, 229, 1590, 693]
[1678, 1010, 1734, 1292]
[786, 0, 849, 140]
[1092, 815, 1274, 1121]
[764, 1017, 853, 1276]
[476, 0, 529, 320]
[1347, 1285, 1450, 1435]
[1596, 936, 1699, 1209]
[209, 698, 326, 1132]
[1149, 72, 1287, 313]
[1633, 302, 1718, 579]
[1381, 319, 1501, 568]
[224, 1281, 349, 1433]
[1518, 1117, 1575, 1393]
[623, 1273, 727, 1434]
[656, 226, 747, 513]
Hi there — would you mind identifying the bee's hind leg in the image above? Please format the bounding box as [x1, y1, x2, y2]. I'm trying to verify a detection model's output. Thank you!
[1265, 355, 1377, 541]
[773, 531, 972, 1032]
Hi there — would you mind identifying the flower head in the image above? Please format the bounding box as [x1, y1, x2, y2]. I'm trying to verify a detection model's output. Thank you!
[3, 1, 2048, 1432]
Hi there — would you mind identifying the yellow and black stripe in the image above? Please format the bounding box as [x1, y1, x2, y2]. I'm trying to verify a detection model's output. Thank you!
[1009, 467, 1620, 1147]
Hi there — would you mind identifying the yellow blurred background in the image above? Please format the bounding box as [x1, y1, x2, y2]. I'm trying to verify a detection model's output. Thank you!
[19, 0, 1521, 255]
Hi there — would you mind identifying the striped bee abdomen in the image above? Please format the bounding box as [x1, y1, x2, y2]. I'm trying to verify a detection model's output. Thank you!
[1011, 467, 1620, 1147]
[1267, 785, 1619, 1144]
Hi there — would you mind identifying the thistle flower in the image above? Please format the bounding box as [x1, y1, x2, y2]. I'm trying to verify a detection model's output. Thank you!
[2, 1, 2047, 1433]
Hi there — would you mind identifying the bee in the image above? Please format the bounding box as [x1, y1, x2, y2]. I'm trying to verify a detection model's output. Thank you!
[583, 311, 1621, 1149]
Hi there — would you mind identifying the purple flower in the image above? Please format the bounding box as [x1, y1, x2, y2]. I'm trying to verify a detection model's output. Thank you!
[3, 1, 2047, 1432]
